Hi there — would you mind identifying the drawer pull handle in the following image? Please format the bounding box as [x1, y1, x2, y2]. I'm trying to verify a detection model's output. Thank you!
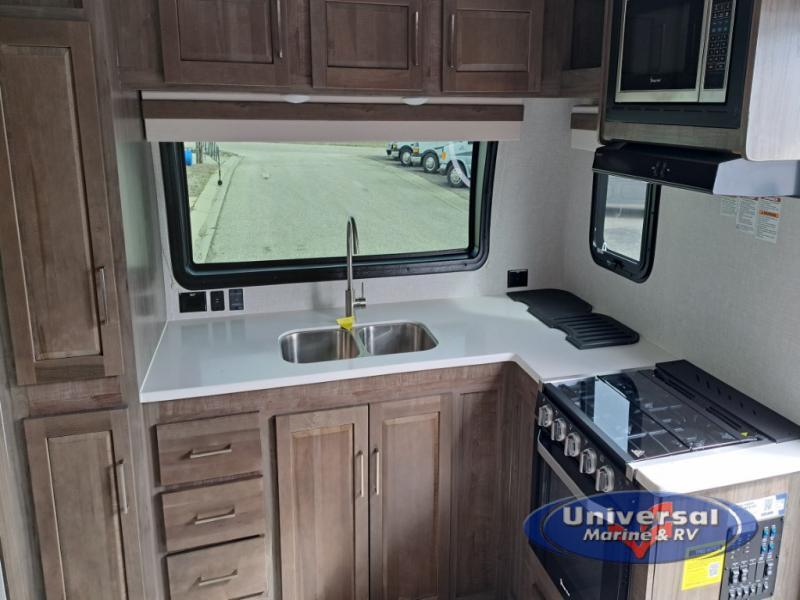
[188, 444, 232, 460]
[197, 569, 238, 587]
[193, 507, 237, 525]
[235, 594, 266, 600]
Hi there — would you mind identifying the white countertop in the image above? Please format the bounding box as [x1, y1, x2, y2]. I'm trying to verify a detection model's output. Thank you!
[141, 295, 800, 492]
[633, 440, 800, 493]
[141, 295, 673, 403]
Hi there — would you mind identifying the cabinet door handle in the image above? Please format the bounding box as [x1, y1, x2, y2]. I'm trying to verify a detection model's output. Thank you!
[413, 10, 420, 67]
[197, 569, 239, 587]
[188, 444, 232, 460]
[449, 14, 456, 69]
[193, 507, 237, 525]
[372, 448, 381, 496]
[275, 0, 284, 60]
[115, 460, 129, 515]
[355, 451, 365, 498]
[95, 266, 108, 325]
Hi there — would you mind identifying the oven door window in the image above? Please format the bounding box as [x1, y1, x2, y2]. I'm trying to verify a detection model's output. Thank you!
[533, 438, 631, 600]
[619, 0, 707, 94]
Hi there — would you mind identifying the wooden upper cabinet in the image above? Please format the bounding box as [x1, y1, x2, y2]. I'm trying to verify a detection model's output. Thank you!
[0, 18, 123, 386]
[276, 406, 369, 600]
[443, 0, 544, 93]
[159, 0, 290, 85]
[370, 396, 452, 600]
[310, 0, 430, 91]
[25, 409, 143, 600]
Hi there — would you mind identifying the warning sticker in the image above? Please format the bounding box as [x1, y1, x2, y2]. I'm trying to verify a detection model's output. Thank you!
[681, 542, 726, 591]
[736, 198, 758, 234]
[755, 197, 782, 243]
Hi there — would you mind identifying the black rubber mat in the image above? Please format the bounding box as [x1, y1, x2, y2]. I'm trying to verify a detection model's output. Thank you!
[508, 289, 639, 349]
[553, 313, 640, 350]
[507, 289, 592, 328]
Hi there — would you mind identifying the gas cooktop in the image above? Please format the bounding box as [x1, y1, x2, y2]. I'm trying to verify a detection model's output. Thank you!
[544, 361, 800, 465]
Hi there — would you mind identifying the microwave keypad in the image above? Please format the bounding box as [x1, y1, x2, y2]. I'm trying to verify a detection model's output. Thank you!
[719, 517, 782, 599]
[705, 0, 734, 89]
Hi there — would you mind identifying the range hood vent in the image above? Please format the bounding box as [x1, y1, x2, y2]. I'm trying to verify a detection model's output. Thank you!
[593, 142, 800, 197]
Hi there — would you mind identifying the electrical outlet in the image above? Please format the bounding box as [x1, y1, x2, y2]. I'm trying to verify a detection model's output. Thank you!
[507, 269, 528, 288]
[179, 291, 207, 313]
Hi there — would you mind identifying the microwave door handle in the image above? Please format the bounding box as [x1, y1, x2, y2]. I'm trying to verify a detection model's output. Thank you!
[537, 439, 587, 500]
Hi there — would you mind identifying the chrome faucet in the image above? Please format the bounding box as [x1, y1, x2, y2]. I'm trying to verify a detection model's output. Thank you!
[345, 216, 367, 318]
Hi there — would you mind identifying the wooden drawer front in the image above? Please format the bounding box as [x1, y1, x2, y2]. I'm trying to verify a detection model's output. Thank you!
[162, 478, 267, 553]
[157, 413, 262, 486]
[167, 537, 268, 600]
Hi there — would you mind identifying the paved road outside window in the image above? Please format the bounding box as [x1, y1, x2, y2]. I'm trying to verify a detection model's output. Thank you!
[186, 142, 471, 264]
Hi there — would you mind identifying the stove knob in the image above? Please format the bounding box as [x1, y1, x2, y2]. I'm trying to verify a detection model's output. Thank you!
[551, 418, 567, 442]
[538, 404, 554, 428]
[564, 432, 582, 457]
[595, 466, 615, 493]
[579, 448, 598, 475]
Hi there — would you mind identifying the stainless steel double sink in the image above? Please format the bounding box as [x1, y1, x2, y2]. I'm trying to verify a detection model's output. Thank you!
[280, 321, 438, 364]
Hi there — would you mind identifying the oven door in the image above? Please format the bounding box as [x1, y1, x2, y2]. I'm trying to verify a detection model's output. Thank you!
[615, 0, 711, 103]
[532, 436, 631, 600]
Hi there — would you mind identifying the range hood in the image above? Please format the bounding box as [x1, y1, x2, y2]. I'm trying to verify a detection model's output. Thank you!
[593, 142, 800, 197]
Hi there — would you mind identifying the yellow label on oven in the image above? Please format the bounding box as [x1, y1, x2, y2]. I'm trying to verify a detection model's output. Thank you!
[681, 542, 726, 591]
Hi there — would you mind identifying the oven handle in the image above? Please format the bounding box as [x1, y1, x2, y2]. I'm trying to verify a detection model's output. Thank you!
[537, 438, 587, 500]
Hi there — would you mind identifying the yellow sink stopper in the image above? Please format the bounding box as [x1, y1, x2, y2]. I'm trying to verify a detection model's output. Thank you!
[337, 316, 355, 331]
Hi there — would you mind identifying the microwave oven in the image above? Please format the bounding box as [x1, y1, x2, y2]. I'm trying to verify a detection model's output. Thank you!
[605, 0, 754, 130]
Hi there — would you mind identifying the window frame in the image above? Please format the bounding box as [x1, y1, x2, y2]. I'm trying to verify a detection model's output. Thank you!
[590, 173, 661, 283]
[161, 141, 496, 290]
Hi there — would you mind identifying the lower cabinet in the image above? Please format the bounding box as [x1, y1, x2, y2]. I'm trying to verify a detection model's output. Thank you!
[277, 391, 502, 600]
[25, 409, 143, 599]
[276, 406, 370, 600]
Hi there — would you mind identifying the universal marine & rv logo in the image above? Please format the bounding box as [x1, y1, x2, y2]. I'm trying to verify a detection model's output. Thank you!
[524, 491, 759, 564]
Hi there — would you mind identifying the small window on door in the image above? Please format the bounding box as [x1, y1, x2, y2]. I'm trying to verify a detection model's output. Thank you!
[590, 174, 660, 283]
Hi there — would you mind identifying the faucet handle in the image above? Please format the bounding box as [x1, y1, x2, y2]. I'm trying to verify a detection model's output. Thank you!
[355, 282, 367, 307]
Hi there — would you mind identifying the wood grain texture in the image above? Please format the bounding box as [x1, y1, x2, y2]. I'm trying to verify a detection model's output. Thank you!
[166, 536, 268, 600]
[451, 389, 502, 599]
[142, 99, 524, 121]
[112, 0, 163, 85]
[24, 409, 144, 600]
[647, 474, 800, 600]
[276, 406, 369, 600]
[310, 0, 428, 91]
[0, 17, 122, 386]
[370, 395, 452, 600]
[443, 0, 544, 93]
[159, 0, 289, 85]
[161, 477, 267, 553]
[156, 412, 262, 486]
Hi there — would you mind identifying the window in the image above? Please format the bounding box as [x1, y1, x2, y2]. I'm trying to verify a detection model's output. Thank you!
[161, 141, 496, 289]
[590, 174, 660, 283]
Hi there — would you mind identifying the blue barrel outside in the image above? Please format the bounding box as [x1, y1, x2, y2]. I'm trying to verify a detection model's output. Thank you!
[184, 148, 193, 166]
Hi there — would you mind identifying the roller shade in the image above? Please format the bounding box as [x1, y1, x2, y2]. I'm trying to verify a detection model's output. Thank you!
[142, 96, 524, 142]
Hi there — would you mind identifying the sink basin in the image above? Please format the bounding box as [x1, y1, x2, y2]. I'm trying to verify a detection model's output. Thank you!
[355, 322, 437, 356]
[280, 328, 360, 364]
[279, 321, 438, 363]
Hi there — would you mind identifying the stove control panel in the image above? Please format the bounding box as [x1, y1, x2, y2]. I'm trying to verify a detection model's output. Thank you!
[719, 517, 783, 599]
[536, 394, 631, 494]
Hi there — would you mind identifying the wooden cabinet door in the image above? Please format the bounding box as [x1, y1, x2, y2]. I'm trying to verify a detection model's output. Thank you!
[370, 395, 452, 600]
[0, 18, 123, 386]
[443, 0, 544, 93]
[25, 409, 143, 600]
[276, 406, 369, 600]
[159, 0, 289, 85]
[451, 388, 505, 599]
[310, 0, 427, 91]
